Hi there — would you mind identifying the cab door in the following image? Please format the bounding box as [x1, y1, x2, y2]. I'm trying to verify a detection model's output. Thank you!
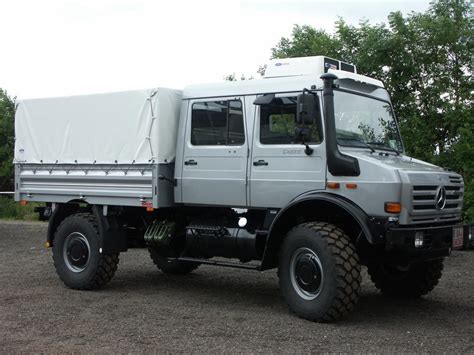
[181, 97, 248, 207]
[249, 93, 326, 208]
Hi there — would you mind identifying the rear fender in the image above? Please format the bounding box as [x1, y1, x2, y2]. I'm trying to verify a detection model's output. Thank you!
[47, 203, 81, 245]
[47, 204, 127, 253]
[91, 205, 128, 254]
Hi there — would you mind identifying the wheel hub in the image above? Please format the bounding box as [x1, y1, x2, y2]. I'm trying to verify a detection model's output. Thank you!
[295, 255, 322, 291]
[290, 247, 324, 300]
[63, 232, 91, 272]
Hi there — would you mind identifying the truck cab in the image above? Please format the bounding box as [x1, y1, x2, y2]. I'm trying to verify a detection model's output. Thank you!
[175, 55, 463, 260]
[15, 56, 464, 322]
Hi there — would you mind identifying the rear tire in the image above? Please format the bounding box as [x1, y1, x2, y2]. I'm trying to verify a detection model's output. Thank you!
[52, 213, 119, 290]
[367, 259, 444, 298]
[278, 222, 361, 322]
[149, 247, 200, 275]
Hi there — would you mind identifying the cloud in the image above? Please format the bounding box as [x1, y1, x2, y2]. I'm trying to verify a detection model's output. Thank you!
[0, 0, 430, 98]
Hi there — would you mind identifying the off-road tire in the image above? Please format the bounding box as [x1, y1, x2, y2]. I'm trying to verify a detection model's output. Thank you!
[52, 213, 119, 290]
[278, 222, 361, 322]
[367, 259, 444, 298]
[149, 247, 200, 275]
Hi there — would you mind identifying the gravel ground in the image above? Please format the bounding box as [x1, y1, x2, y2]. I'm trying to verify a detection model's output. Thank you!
[0, 220, 473, 353]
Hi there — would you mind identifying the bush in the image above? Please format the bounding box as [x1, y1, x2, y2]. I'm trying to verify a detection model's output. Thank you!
[0, 196, 41, 220]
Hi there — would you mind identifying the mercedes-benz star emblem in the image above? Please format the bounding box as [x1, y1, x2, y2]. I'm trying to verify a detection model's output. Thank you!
[435, 186, 447, 210]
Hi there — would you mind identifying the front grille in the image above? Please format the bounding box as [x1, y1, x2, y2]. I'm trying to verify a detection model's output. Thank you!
[410, 181, 463, 223]
[449, 175, 462, 184]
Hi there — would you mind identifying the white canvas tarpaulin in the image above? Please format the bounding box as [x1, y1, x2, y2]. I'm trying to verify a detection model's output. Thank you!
[14, 88, 182, 165]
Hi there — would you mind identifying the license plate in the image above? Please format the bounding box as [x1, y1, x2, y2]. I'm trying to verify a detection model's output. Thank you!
[452, 226, 464, 249]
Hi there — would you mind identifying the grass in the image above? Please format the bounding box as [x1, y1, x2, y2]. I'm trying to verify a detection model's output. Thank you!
[0, 196, 41, 220]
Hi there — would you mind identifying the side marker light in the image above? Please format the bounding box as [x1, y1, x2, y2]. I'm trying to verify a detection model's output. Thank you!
[385, 202, 401, 213]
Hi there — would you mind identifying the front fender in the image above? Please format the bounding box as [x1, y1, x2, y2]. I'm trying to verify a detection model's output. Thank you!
[260, 192, 382, 270]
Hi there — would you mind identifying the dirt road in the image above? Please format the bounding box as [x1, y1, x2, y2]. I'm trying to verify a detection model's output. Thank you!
[0, 221, 473, 353]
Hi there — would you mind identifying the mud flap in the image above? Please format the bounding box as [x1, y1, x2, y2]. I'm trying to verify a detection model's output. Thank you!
[91, 205, 128, 254]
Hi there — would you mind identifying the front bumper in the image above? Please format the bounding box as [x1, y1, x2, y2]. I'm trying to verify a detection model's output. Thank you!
[361, 218, 462, 264]
[385, 224, 457, 259]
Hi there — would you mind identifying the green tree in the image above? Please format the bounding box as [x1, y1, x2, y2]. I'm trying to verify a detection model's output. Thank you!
[0, 89, 15, 191]
[386, 1, 473, 222]
[271, 0, 474, 221]
[272, 25, 342, 59]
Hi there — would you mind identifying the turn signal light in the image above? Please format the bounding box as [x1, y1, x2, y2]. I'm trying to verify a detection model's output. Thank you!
[385, 202, 401, 213]
[346, 183, 358, 189]
[327, 182, 340, 189]
[19, 200, 28, 206]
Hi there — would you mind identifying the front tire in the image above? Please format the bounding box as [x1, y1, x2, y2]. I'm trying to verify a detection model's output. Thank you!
[367, 259, 444, 298]
[278, 222, 361, 322]
[52, 213, 119, 290]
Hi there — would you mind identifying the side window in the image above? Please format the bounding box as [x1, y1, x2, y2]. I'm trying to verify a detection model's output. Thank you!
[191, 100, 244, 146]
[260, 96, 321, 145]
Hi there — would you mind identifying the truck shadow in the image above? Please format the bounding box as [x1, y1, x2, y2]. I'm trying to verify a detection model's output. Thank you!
[108, 267, 283, 310]
[105, 267, 472, 326]
[346, 291, 470, 326]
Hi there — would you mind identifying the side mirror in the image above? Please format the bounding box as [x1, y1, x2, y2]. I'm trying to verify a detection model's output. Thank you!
[296, 92, 317, 125]
[253, 93, 275, 105]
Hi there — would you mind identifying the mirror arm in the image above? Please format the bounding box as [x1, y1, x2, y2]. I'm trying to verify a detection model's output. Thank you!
[300, 134, 314, 156]
[302, 88, 317, 96]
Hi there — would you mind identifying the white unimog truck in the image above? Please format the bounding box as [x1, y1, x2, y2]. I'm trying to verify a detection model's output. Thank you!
[14, 56, 465, 322]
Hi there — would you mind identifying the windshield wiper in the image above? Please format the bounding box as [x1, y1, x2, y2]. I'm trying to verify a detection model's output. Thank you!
[367, 142, 401, 155]
[338, 138, 375, 153]
[367, 142, 400, 156]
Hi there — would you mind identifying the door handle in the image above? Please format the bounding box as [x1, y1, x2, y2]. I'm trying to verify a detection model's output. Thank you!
[253, 160, 268, 166]
[184, 159, 198, 166]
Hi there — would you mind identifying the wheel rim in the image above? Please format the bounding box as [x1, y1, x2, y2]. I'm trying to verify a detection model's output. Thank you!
[63, 232, 91, 273]
[290, 247, 324, 300]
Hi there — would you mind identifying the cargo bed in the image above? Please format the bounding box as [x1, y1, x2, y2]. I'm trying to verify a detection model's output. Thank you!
[14, 88, 181, 208]
[14, 163, 175, 208]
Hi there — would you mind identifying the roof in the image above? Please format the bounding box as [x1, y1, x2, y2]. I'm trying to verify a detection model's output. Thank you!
[183, 75, 324, 99]
[329, 69, 384, 88]
[183, 71, 384, 100]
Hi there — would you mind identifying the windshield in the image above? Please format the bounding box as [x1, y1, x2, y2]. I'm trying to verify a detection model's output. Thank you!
[333, 90, 403, 152]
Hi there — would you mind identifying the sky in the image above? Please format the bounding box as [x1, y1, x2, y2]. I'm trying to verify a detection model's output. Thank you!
[0, 0, 431, 99]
